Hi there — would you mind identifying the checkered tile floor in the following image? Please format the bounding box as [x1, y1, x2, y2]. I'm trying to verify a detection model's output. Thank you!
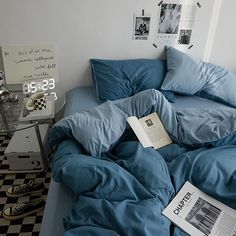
[0, 135, 51, 236]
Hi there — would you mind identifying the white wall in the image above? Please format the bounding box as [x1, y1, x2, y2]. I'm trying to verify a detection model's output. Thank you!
[0, 0, 223, 94]
[208, 0, 236, 73]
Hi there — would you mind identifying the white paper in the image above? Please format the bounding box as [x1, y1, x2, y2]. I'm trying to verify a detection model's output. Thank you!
[163, 182, 236, 236]
[1, 44, 58, 84]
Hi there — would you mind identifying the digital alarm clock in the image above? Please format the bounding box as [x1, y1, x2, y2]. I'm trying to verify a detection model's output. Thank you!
[22, 77, 57, 100]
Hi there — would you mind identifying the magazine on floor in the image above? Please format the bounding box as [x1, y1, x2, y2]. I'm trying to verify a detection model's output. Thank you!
[127, 112, 172, 149]
[163, 181, 236, 236]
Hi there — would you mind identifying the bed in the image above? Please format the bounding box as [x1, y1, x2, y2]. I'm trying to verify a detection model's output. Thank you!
[40, 47, 236, 236]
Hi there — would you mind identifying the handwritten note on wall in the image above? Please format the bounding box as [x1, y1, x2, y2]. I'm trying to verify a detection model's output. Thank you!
[1, 45, 58, 84]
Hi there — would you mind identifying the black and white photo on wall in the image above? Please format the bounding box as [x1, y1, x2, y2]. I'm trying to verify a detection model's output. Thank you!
[178, 29, 192, 44]
[158, 3, 182, 34]
[133, 15, 151, 40]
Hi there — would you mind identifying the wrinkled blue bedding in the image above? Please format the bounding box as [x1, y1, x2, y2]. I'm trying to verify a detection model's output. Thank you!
[49, 89, 236, 236]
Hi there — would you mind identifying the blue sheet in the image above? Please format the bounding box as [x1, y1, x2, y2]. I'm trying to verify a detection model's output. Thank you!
[50, 89, 236, 236]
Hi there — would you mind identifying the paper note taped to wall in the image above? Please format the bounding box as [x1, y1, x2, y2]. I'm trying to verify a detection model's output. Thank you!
[1, 45, 58, 84]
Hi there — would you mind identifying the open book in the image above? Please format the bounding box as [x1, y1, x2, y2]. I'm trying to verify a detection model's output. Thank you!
[163, 181, 236, 236]
[127, 112, 172, 149]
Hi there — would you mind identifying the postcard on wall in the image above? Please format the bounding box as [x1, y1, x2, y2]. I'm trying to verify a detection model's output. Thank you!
[155, 0, 198, 48]
[133, 14, 151, 40]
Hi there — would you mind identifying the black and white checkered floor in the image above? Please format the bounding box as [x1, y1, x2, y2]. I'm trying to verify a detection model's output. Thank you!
[0, 135, 51, 236]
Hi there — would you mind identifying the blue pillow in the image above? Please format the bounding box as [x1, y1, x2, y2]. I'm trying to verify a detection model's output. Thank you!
[161, 46, 236, 107]
[90, 59, 176, 103]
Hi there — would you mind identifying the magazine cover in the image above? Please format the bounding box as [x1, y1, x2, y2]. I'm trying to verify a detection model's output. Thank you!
[163, 182, 236, 236]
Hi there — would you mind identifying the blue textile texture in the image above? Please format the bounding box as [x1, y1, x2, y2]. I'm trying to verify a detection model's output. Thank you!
[91, 58, 176, 103]
[50, 89, 236, 157]
[49, 89, 236, 236]
[161, 46, 236, 107]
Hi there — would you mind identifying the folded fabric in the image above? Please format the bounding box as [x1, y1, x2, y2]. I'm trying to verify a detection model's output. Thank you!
[52, 141, 175, 236]
[161, 46, 236, 107]
[168, 145, 236, 209]
[91, 58, 176, 103]
[49, 101, 128, 157]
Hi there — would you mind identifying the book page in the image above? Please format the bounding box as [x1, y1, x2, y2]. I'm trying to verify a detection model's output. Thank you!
[163, 182, 236, 236]
[127, 116, 152, 148]
[138, 112, 172, 149]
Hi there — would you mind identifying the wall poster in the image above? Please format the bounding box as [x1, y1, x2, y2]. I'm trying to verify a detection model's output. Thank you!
[155, 0, 198, 48]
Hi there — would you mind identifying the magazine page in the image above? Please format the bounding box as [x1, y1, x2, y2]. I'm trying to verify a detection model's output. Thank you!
[163, 181, 236, 236]
[127, 116, 153, 148]
[138, 112, 172, 149]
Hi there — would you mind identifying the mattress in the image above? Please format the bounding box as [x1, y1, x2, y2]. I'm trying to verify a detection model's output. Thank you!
[39, 181, 75, 236]
[40, 87, 236, 236]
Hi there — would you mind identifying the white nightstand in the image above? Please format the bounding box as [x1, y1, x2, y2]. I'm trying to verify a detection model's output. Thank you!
[4, 123, 50, 172]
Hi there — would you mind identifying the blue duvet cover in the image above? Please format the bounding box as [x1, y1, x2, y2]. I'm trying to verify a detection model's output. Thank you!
[50, 89, 236, 236]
